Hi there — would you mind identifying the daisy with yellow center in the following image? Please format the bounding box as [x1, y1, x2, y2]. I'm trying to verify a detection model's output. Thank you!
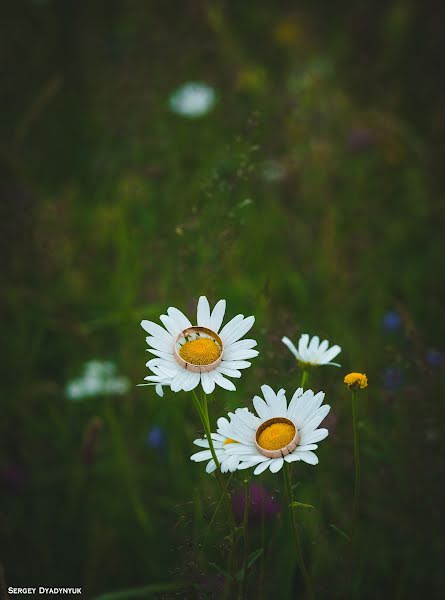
[190, 413, 243, 473]
[220, 385, 331, 475]
[139, 296, 258, 396]
[344, 372, 368, 389]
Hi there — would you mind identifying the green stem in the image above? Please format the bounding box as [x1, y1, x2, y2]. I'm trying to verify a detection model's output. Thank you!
[240, 478, 250, 600]
[300, 369, 309, 388]
[191, 387, 236, 598]
[351, 390, 361, 519]
[202, 473, 234, 549]
[197, 390, 235, 524]
[191, 389, 220, 469]
[283, 463, 314, 600]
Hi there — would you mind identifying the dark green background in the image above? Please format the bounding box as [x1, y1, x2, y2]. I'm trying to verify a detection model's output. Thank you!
[1, 2, 444, 598]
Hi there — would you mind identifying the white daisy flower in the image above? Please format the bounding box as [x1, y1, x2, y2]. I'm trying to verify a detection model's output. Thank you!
[223, 385, 331, 475]
[140, 296, 258, 396]
[190, 412, 244, 474]
[281, 333, 341, 367]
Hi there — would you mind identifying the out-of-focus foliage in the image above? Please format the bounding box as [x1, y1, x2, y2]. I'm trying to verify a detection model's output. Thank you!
[1, 2, 444, 598]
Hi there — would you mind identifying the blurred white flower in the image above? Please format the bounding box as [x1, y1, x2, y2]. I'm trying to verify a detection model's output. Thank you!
[282, 334, 341, 367]
[66, 360, 130, 400]
[169, 82, 216, 118]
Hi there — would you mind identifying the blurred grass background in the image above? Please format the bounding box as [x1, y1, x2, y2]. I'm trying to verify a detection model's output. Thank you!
[1, 1, 444, 598]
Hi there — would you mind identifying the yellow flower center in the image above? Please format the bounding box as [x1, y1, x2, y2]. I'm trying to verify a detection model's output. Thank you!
[179, 337, 222, 366]
[257, 422, 296, 451]
[344, 372, 368, 389]
[224, 438, 238, 445]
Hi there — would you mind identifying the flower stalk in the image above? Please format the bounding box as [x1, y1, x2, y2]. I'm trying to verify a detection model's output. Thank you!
[351, 390, 360, 519]
[240, 478, 250, 600]
[283, 463, 314, 600]
[300, 368, 309, 388]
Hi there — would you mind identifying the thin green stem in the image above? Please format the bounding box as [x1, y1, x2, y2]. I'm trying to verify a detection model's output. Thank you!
[240, 478, 250, 600]
[198, 391, 235, 525]
[300, 369, 309, 388]
[202, 473, 234, 549]
[191, 387, 236, 598]
[283, 463, 314, 600]
[191, 389, 220, 469]
[351, 390, 361, 519]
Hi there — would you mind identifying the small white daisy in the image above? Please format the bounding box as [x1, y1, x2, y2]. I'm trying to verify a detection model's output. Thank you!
[282, 333, 341, 367]
[222, 385, 331, 475]
[140, 296, 258, 396]
[190, 412, 245, 474]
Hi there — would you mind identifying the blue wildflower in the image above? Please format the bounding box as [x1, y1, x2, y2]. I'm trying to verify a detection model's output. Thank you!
[425, 349, 444, 367]
[146, 425, 166, 449]
[382, 311, 402, 331]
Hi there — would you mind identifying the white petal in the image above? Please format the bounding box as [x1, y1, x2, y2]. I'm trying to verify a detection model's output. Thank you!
[273, 388, 287, 416]
[223, 316, 255, 345]
[201, 371, 216, 394]
[182, 371, 200, 391]
[233, 408, 261, 429]
[140, 320, 172, 343]
[155, 384, 164, 397]
[282, 336, 300, 360]
[287, 387, 304, 419]
[226, 454, 240, 472]
[227, 419, 255, 445]
[298, 451, 319, 465]
[220, 360, 251, 370]
[226, 339, 257, 351]
[300, 428, 329, 445]
[146, 336, 173, 353]
[159, 314, 182, 337]
[167, 306, 192, 331]
[219, 314, 245, 343]
[170, 369, 190, 392]
[297, 391, 325, 425]
[308, 335, 320, 353]
[213, 371, 236, 391]
[209, 299, 226, 333]
[239, 455, 269, 468]
[288, 390, 314, 426]
[146, 349, 175, 361]
[269, 457, 284, 473]
[190, 450, 212, 462]
[321, 345, 341, 364]
[261, 384, 278, 409]
[217, 366, 241, 378]
[206, 459, 217, 473]
[298, 334, 310, 360]
[254, 460, 272, 475]
[318, 339, 329, 353]
[193, 438, 210, 448]
[300, 405, 331, 435]
[284, 453, 301, 463]
[197, 296, 211, 328]
[223, 348, 258, 361]
[253, 395, 271, 420]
